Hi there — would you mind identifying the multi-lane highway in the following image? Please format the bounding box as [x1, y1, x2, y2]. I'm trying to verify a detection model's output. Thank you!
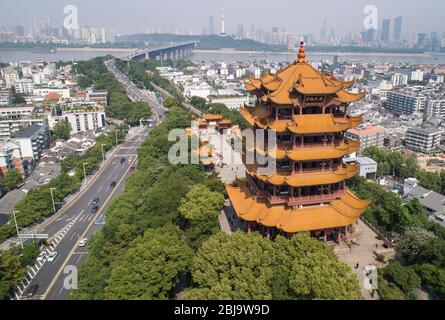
[13, 58, 167, 300]
[105, 59, 168, 123]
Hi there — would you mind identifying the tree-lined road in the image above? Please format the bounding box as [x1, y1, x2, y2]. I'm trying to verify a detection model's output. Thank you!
[14, 57, 167, 300]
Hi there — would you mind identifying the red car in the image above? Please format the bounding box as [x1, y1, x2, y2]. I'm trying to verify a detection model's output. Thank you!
[129, 167, 136, 172]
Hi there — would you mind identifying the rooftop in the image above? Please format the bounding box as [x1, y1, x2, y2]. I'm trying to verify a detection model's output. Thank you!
[14, 123, 43, 138]
[348, 125, 385, 136]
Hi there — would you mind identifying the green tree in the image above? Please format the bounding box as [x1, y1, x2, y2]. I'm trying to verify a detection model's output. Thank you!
[189, 96, 207, 111]
[179, 184, 225, 247]
[381, 262, 421, 295]
[104, 225, 193, 300]
[182, 232, 360, 300]
[0, 169, 23, 192]
[179, 184, 224, 221]
[397, 227, 436, 263]
[0, 251, 24, 300]
[182, 232, 275, 300]
[19, 245, 40, 267]
[415, 264, 445, 299]
[53, 119, 72, 140]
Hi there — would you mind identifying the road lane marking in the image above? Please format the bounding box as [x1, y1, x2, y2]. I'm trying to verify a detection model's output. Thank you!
[28, 129, 145, 235]
[68, 232, 78, 241]
[42, 156, 138, 300]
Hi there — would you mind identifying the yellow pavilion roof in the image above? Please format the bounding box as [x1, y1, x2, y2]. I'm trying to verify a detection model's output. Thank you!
[240, 106, 363, 133]
[226, 183, 369, 233]
[255, 139, 360, 161]
[244, 41, 364, 105]
[249, 163, 358, 188]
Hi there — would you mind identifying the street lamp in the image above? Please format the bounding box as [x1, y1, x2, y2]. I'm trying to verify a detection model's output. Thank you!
[101, 144, 107, 162]
[82, 163, 89, 186]
[12, 210, 23, 249]
[115, 128, 128, 146]
[50, 187, 57, 214]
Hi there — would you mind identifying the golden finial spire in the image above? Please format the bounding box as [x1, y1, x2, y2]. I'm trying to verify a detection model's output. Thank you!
[296, 37, 307, 64]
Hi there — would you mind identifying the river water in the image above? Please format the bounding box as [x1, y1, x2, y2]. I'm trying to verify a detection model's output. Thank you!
[1, 48, 445, 65]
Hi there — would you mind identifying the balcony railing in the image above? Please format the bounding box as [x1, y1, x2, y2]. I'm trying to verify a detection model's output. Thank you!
[266, 189, 346, 206]
[288, 190, 346, 206]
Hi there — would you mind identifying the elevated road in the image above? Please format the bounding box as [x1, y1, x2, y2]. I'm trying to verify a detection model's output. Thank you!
[121, 41, 197, 62]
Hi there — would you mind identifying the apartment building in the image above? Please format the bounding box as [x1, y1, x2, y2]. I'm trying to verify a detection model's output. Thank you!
[0, 141, 23, 177]
[345, 125, 386, 154]
[405, 126, 442, 154]
[386, 90, 426, 115]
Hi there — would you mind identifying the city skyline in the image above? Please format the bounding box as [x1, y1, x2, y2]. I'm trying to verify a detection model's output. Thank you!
[0, 0, 444, 36]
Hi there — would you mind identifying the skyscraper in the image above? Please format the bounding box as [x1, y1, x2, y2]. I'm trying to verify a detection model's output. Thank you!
[320, 19, 327, 42]
[381, 19, 390, 43]
[393, 16, 403, 41]
[220, 14, 226, 36]
[209, 15, 215, 35]
[237, 24, 244, 39]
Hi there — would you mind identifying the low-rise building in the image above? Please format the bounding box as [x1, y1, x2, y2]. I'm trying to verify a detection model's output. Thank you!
[386, 90, 426, 115]
[0, 118, 47, 140]
[404, 180, 445, 225]
[0, 104, 35, 119]
[0, 89, 12, 106]
[426, 97, 445, 119]
[12, 121, 51, 168]
[0, 141, 23, 177]
[33, 87, 70, 99]
[86, 89, 108, 106]
[345, 125, 385, 154]
[14, 79, 34, 95]
[49, 102, 107, 135]
[208, 95, 248, 110]
[405, 125, 442, 154]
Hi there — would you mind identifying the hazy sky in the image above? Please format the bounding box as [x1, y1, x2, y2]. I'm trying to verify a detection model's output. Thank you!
[1, 0, 444, 35]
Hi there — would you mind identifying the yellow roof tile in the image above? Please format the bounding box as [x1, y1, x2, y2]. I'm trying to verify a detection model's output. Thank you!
[226, 183, 369, 233]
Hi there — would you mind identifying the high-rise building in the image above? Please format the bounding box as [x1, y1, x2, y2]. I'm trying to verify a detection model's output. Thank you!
[220, 14, 226, 36]
[287, 33, 297, 50]
[208, 15, 215, 35]
[391, 73, 408, 86]
[381, 19, 390, 43]
[393, 16, 403, 41]
[411, 70, 424, 81]
[320, 19, 327, 42]
[230, 42, 369, 241]
[237, 25, 244, 39]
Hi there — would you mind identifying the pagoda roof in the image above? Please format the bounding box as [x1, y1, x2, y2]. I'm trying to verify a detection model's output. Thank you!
[240, 106, 363, 133]
[244, 41, 363, 105]
[203, 114, 224, 121]
[255, 140, 360, 161]
[226, 183, 369, 233]
[249, 163, 358, 188]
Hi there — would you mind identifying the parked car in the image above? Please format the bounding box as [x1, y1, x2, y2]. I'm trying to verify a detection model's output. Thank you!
[78, 238, 88, 247]
[36, 251, 47, 262]
[129, 167, 135, 172]
[47, 252, 58, 262]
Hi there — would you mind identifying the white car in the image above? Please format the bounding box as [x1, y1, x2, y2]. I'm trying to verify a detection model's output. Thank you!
[47, 252, 58, 262]
[78, 238, 88, 247]
[36, 251, 47, 262]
